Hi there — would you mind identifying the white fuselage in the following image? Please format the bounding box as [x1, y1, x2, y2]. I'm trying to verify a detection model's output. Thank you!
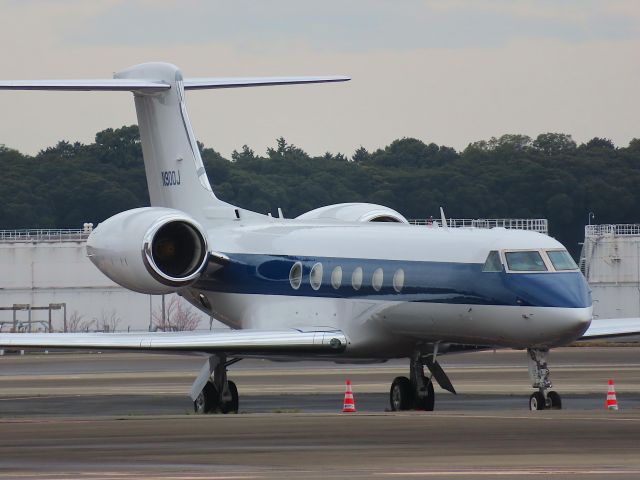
[179, 219, 592, 358]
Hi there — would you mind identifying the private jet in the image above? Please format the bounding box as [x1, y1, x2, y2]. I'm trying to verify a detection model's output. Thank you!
[1, 62, 638, 413]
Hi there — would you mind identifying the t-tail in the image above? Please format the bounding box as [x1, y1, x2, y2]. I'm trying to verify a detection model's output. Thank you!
[0, 62, 349, 221]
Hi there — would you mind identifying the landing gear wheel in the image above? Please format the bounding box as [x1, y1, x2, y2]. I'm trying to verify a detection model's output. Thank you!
[547, 391, 562, 410]
[220, 380, 239, 414]
[194, 381, 218, 414]
[390, 376, 414, 411]
[529, 392, 546, 411]
[414, 378, 435, 411]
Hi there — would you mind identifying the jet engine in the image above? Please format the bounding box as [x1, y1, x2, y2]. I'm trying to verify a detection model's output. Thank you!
[86, 207, 209, 294]
[296, 203, 408, 223]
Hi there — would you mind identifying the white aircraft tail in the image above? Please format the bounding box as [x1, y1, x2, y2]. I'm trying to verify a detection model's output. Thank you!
[1, 63, 349, 220]
[116, 63, 216, 215]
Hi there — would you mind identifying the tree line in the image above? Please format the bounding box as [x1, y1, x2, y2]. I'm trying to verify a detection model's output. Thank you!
[1, 125, 639, 256]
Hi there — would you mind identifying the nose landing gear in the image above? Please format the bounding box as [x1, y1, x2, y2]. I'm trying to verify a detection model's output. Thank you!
[528, 348, 562, 410]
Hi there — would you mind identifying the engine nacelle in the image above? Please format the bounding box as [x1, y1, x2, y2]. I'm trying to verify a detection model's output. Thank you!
[296, 203, 408, 223]
[86, 207, 209, 294]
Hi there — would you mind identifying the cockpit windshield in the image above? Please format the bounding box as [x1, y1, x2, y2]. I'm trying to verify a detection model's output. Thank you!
[546, 250, 579, 271]
[505, 251, 547, 272]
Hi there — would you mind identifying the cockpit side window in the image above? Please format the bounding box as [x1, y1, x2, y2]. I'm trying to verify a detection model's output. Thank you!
[482, 250, 503, 272]
[505, 251, 548, 272]
[547, 250, 579, 271]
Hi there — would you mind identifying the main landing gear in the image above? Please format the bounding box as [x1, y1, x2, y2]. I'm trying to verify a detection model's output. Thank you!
[192, 354, 240, 414]
[528, 348, 562, 411]
[389, 347, 456, 412]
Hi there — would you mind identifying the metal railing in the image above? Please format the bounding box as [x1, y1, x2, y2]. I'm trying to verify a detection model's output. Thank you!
[409, 218, 548, 234]
[0, 229, 90, 243]
[0, 219, 549, 242]
[585, 224, 640, 237]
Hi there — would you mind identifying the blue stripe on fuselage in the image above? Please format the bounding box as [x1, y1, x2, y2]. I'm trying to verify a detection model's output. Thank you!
[193, 253, 591, 308]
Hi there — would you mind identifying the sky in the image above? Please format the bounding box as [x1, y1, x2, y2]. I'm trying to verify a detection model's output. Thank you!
[1, 0, 639, 157]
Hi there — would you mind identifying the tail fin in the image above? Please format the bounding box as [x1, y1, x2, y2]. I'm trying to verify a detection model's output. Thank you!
[0, 63, 349, 221]
[115, 63, 218, 217]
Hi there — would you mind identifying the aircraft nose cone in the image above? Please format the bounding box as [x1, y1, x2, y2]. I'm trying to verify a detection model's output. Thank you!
[554, 306, 593, 346]
[509, 272, 591, 309]
[570, 306, 592, 332]
[544, 273, 593, 344]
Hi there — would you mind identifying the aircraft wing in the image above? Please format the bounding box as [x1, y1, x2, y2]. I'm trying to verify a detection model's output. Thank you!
[0, 329, 347, 355]
[580, 318, 640, 340]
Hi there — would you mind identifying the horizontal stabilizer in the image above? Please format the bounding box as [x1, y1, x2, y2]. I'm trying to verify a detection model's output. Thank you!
[0, 329, 348, 355]
[580, 318, 640, 340]
[0, 79, 170, 92]
[183, 76, 350, 90]
[0, 76, 349, 93]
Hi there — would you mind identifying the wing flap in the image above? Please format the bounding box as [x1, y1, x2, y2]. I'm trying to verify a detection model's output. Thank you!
[0, 329, 347, 354]
[580, 318, 640, 340]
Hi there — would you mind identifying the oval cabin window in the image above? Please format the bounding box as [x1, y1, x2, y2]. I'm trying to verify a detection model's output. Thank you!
[331, 266, 342, 289]
[393, 269, 405, 293]
[372, 268, 384, 291]
[289, 261, 302, 290]
[352, 267, 363, 290]
[310, 262, 323, 290]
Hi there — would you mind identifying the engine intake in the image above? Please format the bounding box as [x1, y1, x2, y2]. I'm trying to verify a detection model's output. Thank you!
[296, 203, 408, 224]
[145, 220, 207, 284]
[87, 207, 209, 294]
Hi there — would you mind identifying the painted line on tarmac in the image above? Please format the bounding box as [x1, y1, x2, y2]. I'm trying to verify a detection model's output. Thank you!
[396, 412, 640, 423]
[2, 384, 639, 395]
[0, 475, 259, 479]
[3, 364, 640, 379]
[0, 394, 85, 401]
[378, 469, 640, 476]
[2, 410, 639, 423]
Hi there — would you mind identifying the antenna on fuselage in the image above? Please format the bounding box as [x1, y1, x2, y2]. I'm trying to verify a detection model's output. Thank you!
[439, 207, 448, 229]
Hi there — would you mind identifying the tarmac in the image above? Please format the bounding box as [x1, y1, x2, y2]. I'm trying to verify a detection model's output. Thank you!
[1, 347, 640, 478]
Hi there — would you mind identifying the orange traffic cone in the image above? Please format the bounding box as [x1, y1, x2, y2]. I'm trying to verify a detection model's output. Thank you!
[343, 379, 356, 413]
[606, 379, 619, 410]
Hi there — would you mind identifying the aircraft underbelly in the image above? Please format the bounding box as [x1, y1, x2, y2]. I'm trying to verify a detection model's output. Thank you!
[200, 291, 591, 353]
[385, 302, 592, 349]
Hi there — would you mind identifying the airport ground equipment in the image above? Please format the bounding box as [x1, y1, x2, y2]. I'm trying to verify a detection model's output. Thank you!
[606, 379, 619, 410]
[343, 379, 356, 413]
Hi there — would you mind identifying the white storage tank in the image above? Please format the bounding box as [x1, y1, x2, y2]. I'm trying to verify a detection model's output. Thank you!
[580, 224, 640, 319]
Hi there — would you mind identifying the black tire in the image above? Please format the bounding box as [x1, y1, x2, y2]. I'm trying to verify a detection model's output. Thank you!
[414, 378, 435, 411]
[547, 391, 562, 410]
[390, 376, 413, 411]
[220, 380, 239, 414]
[194, 381, 218, 414]
[529, 391, 546, 411]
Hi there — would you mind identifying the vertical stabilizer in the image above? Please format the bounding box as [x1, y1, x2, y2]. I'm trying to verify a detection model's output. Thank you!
[115, 63, 220, 217]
